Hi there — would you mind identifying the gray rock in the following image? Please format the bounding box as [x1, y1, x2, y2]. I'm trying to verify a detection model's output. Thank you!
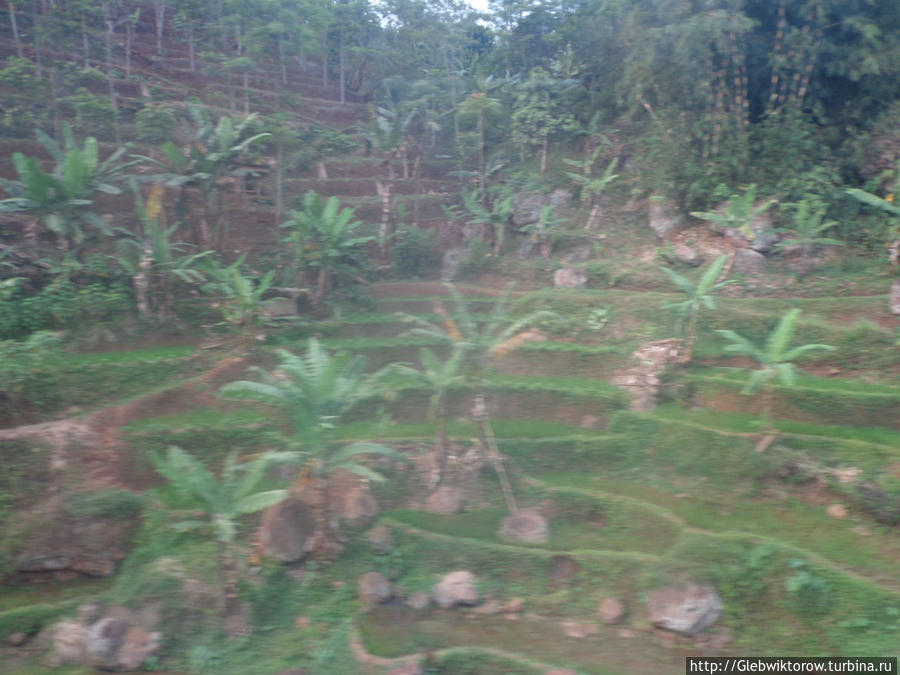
[648, 198, 683, 239]
[432, 570, 479, 608]
[553, 267, 588, 289]
[115, 625, 162, 670]
[647, 583, 723, 636]
[732, 248, 766, 276]
[497, 510, 548, 544]
[259, 496, 315, 563]
[673, 244, 702, 267]
[890, 280, 900, 316]
[548, 555, 579, 582]
[424, 486, 464, 515]
[512, 189, 572, 228]
[358, 571, 393, 604]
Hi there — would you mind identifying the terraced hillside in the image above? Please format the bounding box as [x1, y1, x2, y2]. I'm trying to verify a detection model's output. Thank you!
[3, 278, 897, 674]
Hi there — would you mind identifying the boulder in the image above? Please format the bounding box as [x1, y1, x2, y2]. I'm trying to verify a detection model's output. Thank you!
[497, 510, 548, 544]
[732, 248, 766, 276]
[647, 583, 723, 636]
[358, 571, 393, 605]
[553, 267, 587, 289]
[826, 504, 848, 519]
[52, 609, 161, 671]
[673, 244, 702, 267]
[648, 198, 683, 239]
[424, 486, 464, 515]
[432, 570, 479, 609]
[598, 597, 626, 625]
[259, 496, 315, 563]
[890, 280, 900, 315]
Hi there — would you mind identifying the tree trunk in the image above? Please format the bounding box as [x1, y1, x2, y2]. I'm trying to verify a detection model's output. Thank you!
[540, 137, 548, 174]
[103, 11, 122, 144]
[473, 395, 518, 515]
[243, 70, 249, 114]
[188, 28, 196, 71]
[8, 2, 22, 58]
[133, 248, 153, 317]
[274, 141, 284, 225]
[375, 178, 392, 259]
[338, 30, 346, 104]
[153, 0, 165, 54]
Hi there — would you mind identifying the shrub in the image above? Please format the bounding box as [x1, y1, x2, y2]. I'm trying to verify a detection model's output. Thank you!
[135, 105, 178, 143]
[390, 225, 441, 279]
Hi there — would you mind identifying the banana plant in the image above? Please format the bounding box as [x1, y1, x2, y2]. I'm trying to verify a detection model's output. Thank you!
[690, 184, 777, 240]
[715, 309, 835, 434]
[846, 163, 900, 265]
[661, 254, 732, 362]
[133, 105, 270, 247]
[220, 339, 407, 545]
[282, 191, 373, 306]
[564, 155, 620, 207]
[201, 255, 276, 333]
[774, 199, 843, 261]
[461, 188, 514, 255]
[114, 181, 211, 318]
[151, 446, 291, 613]
[0, 124, 137, 254]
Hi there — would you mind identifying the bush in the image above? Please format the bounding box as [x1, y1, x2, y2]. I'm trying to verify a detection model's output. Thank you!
[390, 225, 441, 279]
[135, 105, 178, 143]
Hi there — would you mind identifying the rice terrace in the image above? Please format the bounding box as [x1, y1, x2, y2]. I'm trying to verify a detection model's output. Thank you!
[0, 1, 899, 674]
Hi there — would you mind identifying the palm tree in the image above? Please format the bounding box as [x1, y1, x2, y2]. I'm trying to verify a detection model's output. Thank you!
[458, 76, 504, 187]
[715, 309, 835, 436]
[150, 446, 291, 614]
[661, 254, 732, 362]
[460, 188, 514, 255]
[219, 339, 406, 545]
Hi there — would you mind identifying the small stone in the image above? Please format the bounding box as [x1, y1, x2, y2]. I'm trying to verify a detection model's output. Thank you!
[424, 486, 464, 515]
[8, 632, 28, 646]
[294, 616, 311, 628]
[598, 597, 626, 625]
[497, 510, 548, 544]
[406, 591, 430, 610]
[472, 599, 502, 615]
[366, 525, 394, 554]
[617, 629, 636, 639]
[432, 570, 479, 609]
[553, 267, 588, 289]
[504, 613, 520, 621]
[500, 598, 524, 613]
[673, 244, 702, 266]
[548, 555, 579, 582]
[358, 572, 393, 604]
[562, 621, 586, 638]
[647, 583, 723, 636]
[826, 504, 848, 519]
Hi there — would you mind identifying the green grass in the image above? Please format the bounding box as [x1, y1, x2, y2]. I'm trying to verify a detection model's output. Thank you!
[123, 405, 269, 434]
[60, 344, 197, 366]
